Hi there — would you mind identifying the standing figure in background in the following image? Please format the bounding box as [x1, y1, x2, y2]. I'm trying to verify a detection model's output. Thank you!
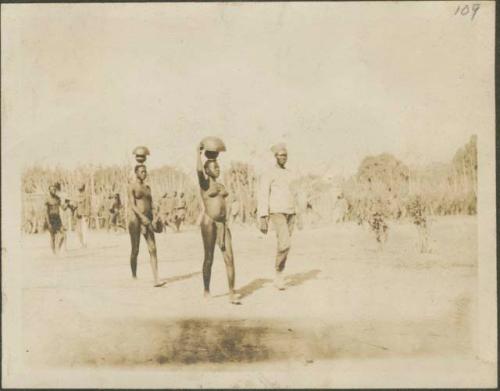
[159, 192, 173, 233]
[24, 206, 37, 234]
[158, 193, 169, 231]
[55, 183, 72, 252]
[258, 143, 297, 290]
[169, 192, 178, 229]
[174, 192, 187, 232]
[230, 195, 240, 224]
[45, 184, 67, 254]
[127, 164, 165, 287]
[248, 195, 258, 224]
[75, 184, 90, 247]
[97, 203, 107, 230]
[108, 193, 124, 232]
[162, 192, 177, 232]
[197, 139, 240, 304]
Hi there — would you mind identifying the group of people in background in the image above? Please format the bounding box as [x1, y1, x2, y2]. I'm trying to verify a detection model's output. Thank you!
[157, 191, 187, 233]
[44, 182, 90, 254]
[42, 185, 191, 255]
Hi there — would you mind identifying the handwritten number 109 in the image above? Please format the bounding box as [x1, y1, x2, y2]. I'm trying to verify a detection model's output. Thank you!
[455, 4, 480, 20]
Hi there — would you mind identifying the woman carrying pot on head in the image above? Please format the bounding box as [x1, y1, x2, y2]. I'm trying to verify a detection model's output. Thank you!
[196, 138, 240, 305]
[128, 147, 165, 287]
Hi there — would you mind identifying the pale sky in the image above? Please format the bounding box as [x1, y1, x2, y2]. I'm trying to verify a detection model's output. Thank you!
[1, 2, 495, 178]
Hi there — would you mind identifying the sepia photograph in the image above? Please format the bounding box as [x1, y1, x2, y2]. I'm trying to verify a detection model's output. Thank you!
[1, 1, 497, 388]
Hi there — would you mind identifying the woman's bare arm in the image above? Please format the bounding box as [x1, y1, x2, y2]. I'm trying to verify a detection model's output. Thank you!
[196, 144, 209, 190]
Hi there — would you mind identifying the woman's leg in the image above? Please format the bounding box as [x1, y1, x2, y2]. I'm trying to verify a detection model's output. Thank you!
[219, 227, 240, 304]
[143, 229, 164, 287]
[58, 229, 66, 252]
[200, 215, 217, 296]
[49, 230, 56, 254]
[128, 219, 141, 278]
[56, 216, 66, 252]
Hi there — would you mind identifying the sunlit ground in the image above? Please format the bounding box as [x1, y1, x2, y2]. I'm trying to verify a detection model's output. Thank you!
[14, 215, 493, 387]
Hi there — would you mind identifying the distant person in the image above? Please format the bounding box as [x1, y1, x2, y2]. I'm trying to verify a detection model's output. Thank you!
[248, 196, 258, 222]
[55, 183, 73, 252]
[127, 164, 165, 287]
[257, 143, 297, 290]
[196, 142, 240, 304]
[45, 184, 67, 254]
[108, 193, 124, 232]
[24, 207, 37, 234]
[174, 192, 187, 232]
[230, 196, 240, 224]
[75, 184, 90, 248]
[97, 203, 107, 229]
[159, 192, 176, 232]
[169, 192, 177, 227]
[158, 193, 169, 230]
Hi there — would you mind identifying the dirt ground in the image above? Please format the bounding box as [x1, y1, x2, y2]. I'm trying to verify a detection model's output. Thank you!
[12, 216, 494, 387]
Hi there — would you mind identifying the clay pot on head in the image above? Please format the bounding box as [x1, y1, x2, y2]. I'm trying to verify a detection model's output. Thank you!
[204, 150, 219, 160]
[201, 137, 226, 156]
[133, 146, 150, 163]
[135, 155, 147, 163]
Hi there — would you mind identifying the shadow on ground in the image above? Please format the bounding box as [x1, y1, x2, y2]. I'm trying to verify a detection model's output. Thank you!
[237, 278, 272, 299]
[161, 271, 201, 285]
[35, 295, 473, 368]
[236, 269, 321, 299]
[285, 269, 321, 288]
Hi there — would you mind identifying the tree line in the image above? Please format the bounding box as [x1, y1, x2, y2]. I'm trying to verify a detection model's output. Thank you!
[21, 135, 477, 233]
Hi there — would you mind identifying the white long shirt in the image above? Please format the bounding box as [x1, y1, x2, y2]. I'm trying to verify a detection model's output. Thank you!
[257, 165, 296, 217]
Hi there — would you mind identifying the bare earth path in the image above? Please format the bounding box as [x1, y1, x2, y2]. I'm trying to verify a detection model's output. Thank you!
[14, 216, 494, 387]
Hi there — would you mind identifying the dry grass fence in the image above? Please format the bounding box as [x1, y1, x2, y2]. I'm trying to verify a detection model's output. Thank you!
[22, 136, 477, 233]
